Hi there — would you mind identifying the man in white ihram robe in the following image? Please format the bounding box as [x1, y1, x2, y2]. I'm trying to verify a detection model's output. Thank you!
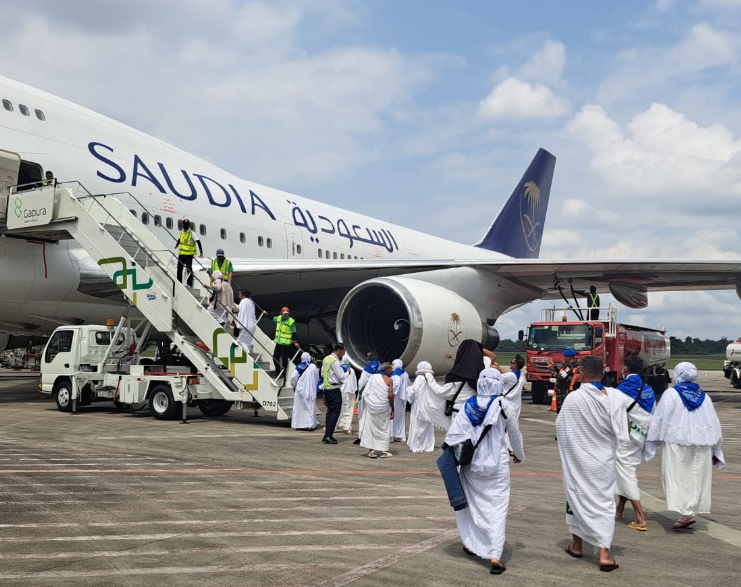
[390, 359, 410, 442]
[406, 361, 438, 453]
[336, 356, 358, 435]
[360, 363, 394, 458]
[556, 356, 627, 572]
[289, 353, 319, 431]
[444, 368, 524, 575]
[645, 362, 724, 530]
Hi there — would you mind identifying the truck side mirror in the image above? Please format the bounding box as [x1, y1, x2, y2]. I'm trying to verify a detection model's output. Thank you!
[518, 330, 524, 341]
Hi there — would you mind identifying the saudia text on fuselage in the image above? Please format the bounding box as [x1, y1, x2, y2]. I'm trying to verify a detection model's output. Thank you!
[87, 142, 400, 253]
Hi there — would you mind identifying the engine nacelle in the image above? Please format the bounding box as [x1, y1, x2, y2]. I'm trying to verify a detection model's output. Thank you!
[0, 334, 9, 353]
[337, 276, 499, 374]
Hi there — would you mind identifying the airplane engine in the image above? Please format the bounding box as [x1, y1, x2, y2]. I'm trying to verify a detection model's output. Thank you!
[337, 276, 499, 374]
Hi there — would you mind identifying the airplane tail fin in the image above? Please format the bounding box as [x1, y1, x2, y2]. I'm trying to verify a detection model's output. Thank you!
[474, 148, 556, 258]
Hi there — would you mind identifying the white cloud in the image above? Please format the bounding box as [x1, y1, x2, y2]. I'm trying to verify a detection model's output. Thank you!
[568, 102, 741, 202]
[478, 77, 570, 121]
[654, 0, 678, 12]
[517, 40, 567, 85]
[701, 0, 741, 9]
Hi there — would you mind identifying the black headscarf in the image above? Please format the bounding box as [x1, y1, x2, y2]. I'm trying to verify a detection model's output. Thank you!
[444, 339, 485, 388]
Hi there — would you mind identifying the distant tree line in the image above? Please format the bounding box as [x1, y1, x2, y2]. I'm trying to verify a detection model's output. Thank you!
[496, 337, 730, 355]
[669, 337, 730, 355]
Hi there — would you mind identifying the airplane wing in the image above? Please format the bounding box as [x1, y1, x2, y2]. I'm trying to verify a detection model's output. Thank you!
[223, 257, 741, 310]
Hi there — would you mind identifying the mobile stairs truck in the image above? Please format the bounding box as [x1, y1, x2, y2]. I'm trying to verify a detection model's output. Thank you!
[0, 178, 298, 422]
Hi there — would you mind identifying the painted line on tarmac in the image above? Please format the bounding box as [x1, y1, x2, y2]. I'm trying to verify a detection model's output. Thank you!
[522, 417, 556, 426]
[0, 562, 348, 580]
[641, 490, 741, 549]
[0, 542, 410, 561]
[0, 515, 450, 530]
[0, 527, 451, 544]
[0, 467, 440, 476]
[314, 528, 460, 587]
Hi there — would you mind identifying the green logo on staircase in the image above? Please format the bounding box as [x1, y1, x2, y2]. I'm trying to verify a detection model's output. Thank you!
[212, 327, 259, 390]
[99, 257, 154, 290]
[13, 197, 22, 218]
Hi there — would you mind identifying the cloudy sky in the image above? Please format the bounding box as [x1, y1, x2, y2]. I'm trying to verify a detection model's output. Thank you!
[2, 0, 741, 341]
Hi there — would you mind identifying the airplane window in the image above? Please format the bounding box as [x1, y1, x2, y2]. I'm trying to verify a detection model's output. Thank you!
[296, 244, 302, 254]
[19, 104, 30, 116]
[141, 212, 149, 225]
[199, 224, 206, 236]
[130, 209, 137, 217]
[239, 232, 245, 244]
[266, 238, 272, 249]
[258, 236, 264, 247]
[340, 253, 345, 259]
[166, 217, 173, 230]
[177, 219, 183, 231]
[325, 250, 330, 258]
[220, 228, 227, 240]
[318, 249, 322, 258]
[2, 99, 13, 112]
[35, 109, 46, 121]
[333, 252, 338, 259]
[153, 214, 161, 226]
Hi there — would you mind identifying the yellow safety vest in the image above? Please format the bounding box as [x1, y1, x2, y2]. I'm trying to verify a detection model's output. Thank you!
[211, 258, 231, 274]
[274, 317, 295, 346]
[178, 230, 196, 256]
[588, 293, 599, 308]
[322, 355, 339, 389]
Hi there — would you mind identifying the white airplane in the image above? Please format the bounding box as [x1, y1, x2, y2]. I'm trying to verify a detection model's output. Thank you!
[1, 75, 740, 372]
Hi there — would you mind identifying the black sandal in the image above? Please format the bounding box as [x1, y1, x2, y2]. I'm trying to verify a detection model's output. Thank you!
[490, 562, 506, 575]
[462, 545, 476, 556]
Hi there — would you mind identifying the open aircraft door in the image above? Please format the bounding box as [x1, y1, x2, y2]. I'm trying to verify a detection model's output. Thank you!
[0, 149, 21, 227]
[283, 224, 305, 259]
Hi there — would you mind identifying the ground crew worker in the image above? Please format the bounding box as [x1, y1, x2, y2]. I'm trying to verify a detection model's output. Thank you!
[576, 285, 601, 319]
[272, 307, 300, 381]
[321, 343, 347, 444]
[547, 349, 580, 414]
[174, 219, 203, 287]
[210, 248, 233, 284]
[43, 170, 55, 187]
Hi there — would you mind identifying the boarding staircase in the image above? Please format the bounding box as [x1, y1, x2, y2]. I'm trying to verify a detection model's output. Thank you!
[0, 182, 297, 420]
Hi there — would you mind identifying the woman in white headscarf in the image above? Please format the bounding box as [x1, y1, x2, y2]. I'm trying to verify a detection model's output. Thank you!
[289, 353, 319, 431]
[336, 356, 358, 435]
[390, 359, 410, 442]
[207, 270, 234, 326]
[444, 368, 525, 575]
[360, 362, 395, 458]
[406, 361, 439, 453]
[645, 362, 724, 530]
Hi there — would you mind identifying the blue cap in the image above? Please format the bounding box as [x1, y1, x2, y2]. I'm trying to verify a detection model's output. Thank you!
[563, 349, 576, 357]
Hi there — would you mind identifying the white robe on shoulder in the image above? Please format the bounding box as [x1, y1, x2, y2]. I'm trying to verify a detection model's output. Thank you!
[337, 368, 358, 432]
[390, 371, 410, 439]
[289, 365, 319, 430]
[360, 374, 392, 452]
[429, 380, 476, 431]
[406, 374, 436, 453]
[444, 396, 525, 560]
[556, 384, 628, 549]
[645, 387, 724, 515]
[614, 384, 653, 500]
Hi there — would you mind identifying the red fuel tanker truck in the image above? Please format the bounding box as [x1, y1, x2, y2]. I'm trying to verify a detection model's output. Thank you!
[523, 306, 671, 405]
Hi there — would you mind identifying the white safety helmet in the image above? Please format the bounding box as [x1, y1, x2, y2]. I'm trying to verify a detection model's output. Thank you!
[212, 270, 223, 280]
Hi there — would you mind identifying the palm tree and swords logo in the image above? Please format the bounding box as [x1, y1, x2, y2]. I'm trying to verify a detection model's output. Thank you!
[448, 312, 462, 347]
[520, 180, 541, 252]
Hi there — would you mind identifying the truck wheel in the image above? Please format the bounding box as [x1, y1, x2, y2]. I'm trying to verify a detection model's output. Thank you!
[198, 400, 233, 417]
[54, 381, 73, 413]
[732, 372, 741, 389]
[149, 385, 177, 420]
[531, 383, 547, 405]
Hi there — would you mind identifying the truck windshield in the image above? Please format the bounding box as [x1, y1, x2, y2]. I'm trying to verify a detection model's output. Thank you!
[528, 324, 593, 351]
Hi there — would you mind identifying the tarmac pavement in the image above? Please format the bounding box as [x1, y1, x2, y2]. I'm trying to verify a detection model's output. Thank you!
[0, 367, 739, 586]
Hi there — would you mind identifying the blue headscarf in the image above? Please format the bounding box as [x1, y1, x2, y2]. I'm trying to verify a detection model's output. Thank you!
[511, 369, 521, 380]
[463, 395, 497, 426]
[617, 375, 656, 413]
[392, 359, 404, 378]
[364, 360, 380, 374]
[295, 352, 312, 377]
[673, 362, 705, 412]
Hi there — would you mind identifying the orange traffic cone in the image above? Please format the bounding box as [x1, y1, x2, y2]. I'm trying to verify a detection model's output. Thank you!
[549, 389, 558, 412]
